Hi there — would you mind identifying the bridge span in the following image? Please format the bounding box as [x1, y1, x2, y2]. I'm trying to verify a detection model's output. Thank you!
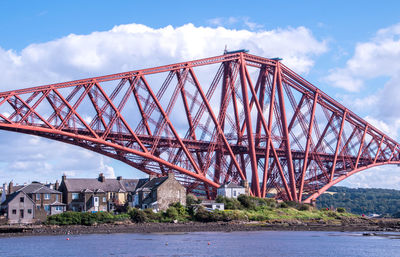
[0, 52, 399, 202]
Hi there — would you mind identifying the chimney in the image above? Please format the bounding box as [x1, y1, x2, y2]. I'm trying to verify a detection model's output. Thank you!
[241, 179, 250, 195]
[55, 180, 59, 190]
[98, 173, 105, 183]
[8, 181, 13, 195]
[117, 176, 122, 181]
[62, 174, 66, 182]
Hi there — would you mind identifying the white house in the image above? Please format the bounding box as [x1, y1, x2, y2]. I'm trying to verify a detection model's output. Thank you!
[217, 181, 247, 198]
[201, 200, 225, 211]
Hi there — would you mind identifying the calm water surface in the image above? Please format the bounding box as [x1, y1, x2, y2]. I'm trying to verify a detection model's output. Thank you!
[0, 230, 399, 257]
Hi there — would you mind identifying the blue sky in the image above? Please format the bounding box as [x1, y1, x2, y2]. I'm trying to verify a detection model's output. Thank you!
[1, 0, 400, 188]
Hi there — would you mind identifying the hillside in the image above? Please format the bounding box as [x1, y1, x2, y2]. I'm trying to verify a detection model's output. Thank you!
[316, 186, 400, 216]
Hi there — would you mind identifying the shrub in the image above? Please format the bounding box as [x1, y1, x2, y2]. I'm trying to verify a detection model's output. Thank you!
[279, 202, 288, 208]
[128, 208, 147, 223]
[194, 206, 213, 222]
[144, 209, 161, 222]
[46, 211, 129, 226]
[337, 207, 346, 213]
[170, 202, 188, 217]
[186, 194, 201, 206]
[298, 204, 310, 211]
[164, 206, 179, 221]
[215, 196, 242, 210]
[47, 211, 82, 225]
[237, 195, 256, 210]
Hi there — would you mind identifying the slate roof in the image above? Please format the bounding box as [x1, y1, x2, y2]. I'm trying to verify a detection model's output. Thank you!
[18, 182, 61, 194]
[12, 185, 24, 192]
[63, 178, 148, 193]
[137, 177, 168, 192]
[219, 181, 244, 188]
[122, 178, 148, 192]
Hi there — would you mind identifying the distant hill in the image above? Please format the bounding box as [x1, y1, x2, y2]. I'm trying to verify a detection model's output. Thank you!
[316, 186, 400, 216]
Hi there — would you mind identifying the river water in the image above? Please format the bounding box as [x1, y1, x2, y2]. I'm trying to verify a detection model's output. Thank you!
[0, 230, 399, 257]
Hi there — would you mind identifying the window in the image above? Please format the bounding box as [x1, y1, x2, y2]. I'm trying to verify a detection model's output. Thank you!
[36, 194, 40, 200]
[36, 205, 41, 210]
[55, 206, 63, 211]
[72, 193, 79, 200]
[55, 195, 59, 202]
[27, 209, 32, 214]
[44, 194, 50, 200]
[20, 197, 24, 203]
[103, 197, 106, 203]
[233, 190, 237, 197]
[44, 205, 50, 212]
[20, 209, 24, 218]
[12, 209, 16, 214]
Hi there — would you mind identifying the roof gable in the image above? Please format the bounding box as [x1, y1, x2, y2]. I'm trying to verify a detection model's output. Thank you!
[138, 177, 168, 191]
[1, 191, 35, 206]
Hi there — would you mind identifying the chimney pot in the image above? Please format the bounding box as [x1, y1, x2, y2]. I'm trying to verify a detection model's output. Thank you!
[117, 176, 122, 181]
[99, 173, 105, 182]
[8, 181, 13, 195]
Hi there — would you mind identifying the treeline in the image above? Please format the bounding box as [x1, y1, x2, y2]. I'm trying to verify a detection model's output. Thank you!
[316, 186, 400, 216]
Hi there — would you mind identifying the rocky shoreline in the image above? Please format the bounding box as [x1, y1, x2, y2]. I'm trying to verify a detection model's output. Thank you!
[1, 218, 400, 238]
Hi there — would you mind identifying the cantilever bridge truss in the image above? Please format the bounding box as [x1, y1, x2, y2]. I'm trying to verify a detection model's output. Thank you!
[0, 52, 399, 202]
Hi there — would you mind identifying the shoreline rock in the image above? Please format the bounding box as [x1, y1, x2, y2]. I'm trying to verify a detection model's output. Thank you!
[1, 218, 400, 238]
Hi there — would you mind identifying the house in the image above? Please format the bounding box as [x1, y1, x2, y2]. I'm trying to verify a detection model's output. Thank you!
[201, 200, 225, 211]
[135, 172, 186, 211]
[58, 173, 147, 212]
[3, 181, 65, 220]
[0, 191, 35, 224]
[15, 182, 65, 217]
[217, 181, 249, 198]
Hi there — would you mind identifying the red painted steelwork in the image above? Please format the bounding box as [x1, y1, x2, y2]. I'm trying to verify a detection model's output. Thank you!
[0, 52, 399, 202]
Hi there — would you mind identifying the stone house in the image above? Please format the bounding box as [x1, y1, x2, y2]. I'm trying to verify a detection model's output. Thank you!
[217, 181, 248, 198]
[58, 173, 146, 212]
[0, 191, 35, 224]
[135, 173, 186, 211]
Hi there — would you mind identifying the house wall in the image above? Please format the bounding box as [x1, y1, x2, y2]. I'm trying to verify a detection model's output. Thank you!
[84, 193, 107, 212]
[156, 178, 186, 211]
[6, 193, 35, 224]
[107, 192, 127, 205]
[31, 192, 62, 214]
[50, 205, 66, 215]
[65, 192, 108, 212]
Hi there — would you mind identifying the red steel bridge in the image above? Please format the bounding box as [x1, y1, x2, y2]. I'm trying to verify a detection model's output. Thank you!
[0, 52, 399, 203]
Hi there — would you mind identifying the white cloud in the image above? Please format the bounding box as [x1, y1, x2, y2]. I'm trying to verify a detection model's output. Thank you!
[338, 165, 400, 190]
[0, 23, 326, 184]
[327, 23, 400, 190]
[207, 17, 263, 31]
[0, 23, 327, 91]
[100, 156, 115, 179]
[326, 23, 400, 92]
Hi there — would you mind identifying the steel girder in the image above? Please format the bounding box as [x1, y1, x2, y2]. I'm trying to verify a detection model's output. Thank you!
[0, 52, 399, 202]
